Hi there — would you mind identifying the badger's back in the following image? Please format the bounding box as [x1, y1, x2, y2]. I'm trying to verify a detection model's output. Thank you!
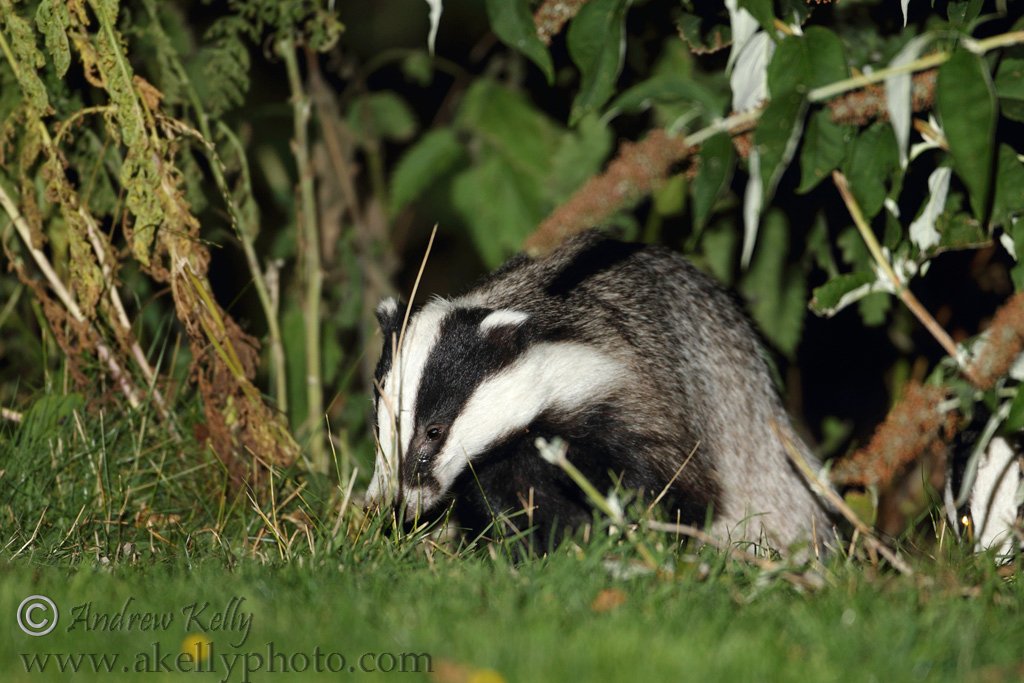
[369, 231, 830, 551]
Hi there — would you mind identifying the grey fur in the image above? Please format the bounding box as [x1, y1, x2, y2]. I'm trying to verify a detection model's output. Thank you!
[370, 231, 831, 551]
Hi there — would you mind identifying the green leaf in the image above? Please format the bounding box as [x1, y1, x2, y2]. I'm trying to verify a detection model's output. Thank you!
[755, 89, 807, 201]
[797, 109, 850, 194]
[348, 92, 418, 143]
[401, 51, 434, 86]
[937, 49, 996, 221]
[1004, 386, 1024, 433]
[843, 490, 878, 526]
[806, 212, 838, 277]
[606, 75, 723, 118]
[692, 132, 735, 230]
[456, 80, 561, 178]
[992, 144, 1024, 230]
[739, 210, 806, 356]
[776, 0, 813, 26]
[546, 114, 613, 202]
[567, 0, 629, 125]
[676, 10, 731, 55]
[767, 27, 847, 98]
[737, 0, 775, 35]
[486, 0, 554, 84]
[809, 271, 876, 317]
[34, 0, 71, 78]
[1012, 218, 1024, 291]
[452, 156, 545, 268]
[858, 291, 892, 327]
[994, 57, 1024, 101]
[842, 123, 898, 220]
[818, 415, 854, 459]
[1003, 100, 1024, 124]
[0, 2, 50, 113]
[700, 222, 739, 286]
[946, 0, 984, 28]
[933, 192, 987, 252]
[389, 129, 465, 215]
[653, 174, 687, 216]
[995, 53, 1024, 122]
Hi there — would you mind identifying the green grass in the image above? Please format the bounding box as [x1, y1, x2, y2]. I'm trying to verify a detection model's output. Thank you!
[2, 394, 1023, 682]
[3, 550, 1023, 682]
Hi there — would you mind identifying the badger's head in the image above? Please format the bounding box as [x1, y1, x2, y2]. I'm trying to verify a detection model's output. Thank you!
[366, 295, 625, 519]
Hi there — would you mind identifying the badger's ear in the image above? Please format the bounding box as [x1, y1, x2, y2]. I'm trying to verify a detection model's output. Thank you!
[376, 297, 404, 339]
[479, 309, 530, 346]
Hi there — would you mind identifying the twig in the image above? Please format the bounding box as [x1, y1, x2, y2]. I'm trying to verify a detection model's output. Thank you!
[79, 207, 174, 424]
[807, 32, 1024, 103]
[217, 124, 289, 411]
[0, 183, 142, 409]
[831, 171, 975, 380]
[397, 224, 439, 354]
[830, 382, 953, 488]
[777, 424, 915, 576]
[536, 437, 658, 570]
[11, 506, 47, 559]
[534, 0, 590, 45]
[646, 441, 700, 516]
[375, 224, 440, 499]
[331, 466, 360, 541]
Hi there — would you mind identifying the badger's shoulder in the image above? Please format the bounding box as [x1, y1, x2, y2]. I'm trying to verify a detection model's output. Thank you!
[466, 231, 724, 305]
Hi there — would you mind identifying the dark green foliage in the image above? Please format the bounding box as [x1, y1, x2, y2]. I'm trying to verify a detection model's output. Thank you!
[937, 49, 996, 221]
[755, 89, 807, 201]
[797, 110, 850, 194]
[692, 132, 734, 230]
[842, 123, 899, 221]
[486, 0, 553, 83]
[767, 27, 848, 97]
[567, 0, 629, 124]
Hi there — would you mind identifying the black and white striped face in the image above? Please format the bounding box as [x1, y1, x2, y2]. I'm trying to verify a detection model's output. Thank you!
[367, 296, 626, 518]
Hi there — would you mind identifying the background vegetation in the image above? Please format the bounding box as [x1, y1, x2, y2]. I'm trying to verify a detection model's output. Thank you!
[2, 0, 1024, 680]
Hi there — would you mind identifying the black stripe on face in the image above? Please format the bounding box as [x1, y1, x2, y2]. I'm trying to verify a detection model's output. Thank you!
[415, 308, 527, 426]
[401, 307, 529, 486]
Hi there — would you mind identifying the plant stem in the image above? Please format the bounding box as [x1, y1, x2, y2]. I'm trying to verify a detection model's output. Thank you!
[281, 37, 326, 472]
[141, 0, 289, 414]
[776, 423, 914, 576]
[0, 182, 142, 409]
[216, 124, 289, 413]
[807, 31, 1024, 103]
[832, 171, 975, 381]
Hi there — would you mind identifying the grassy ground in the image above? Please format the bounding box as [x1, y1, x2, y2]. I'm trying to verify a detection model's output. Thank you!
[2, 394, 1023, 682]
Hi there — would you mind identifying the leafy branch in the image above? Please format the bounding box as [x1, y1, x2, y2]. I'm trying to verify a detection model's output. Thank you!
[525, 29, 1024, 255]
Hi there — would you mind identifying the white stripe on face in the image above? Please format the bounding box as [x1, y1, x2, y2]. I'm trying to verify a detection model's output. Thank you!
[479, 309, 529, 332]
[402, 342, 626, 515]
[367, 300, 450, 506]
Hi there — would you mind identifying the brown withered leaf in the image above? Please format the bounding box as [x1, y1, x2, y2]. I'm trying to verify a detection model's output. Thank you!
[590, 587, 628, 613]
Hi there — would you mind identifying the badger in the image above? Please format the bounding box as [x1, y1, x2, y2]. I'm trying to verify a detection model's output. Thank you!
[367, 231, 831, 551]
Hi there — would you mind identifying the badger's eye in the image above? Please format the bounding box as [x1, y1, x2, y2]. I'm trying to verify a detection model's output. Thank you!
[425, 425, 445, 441]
